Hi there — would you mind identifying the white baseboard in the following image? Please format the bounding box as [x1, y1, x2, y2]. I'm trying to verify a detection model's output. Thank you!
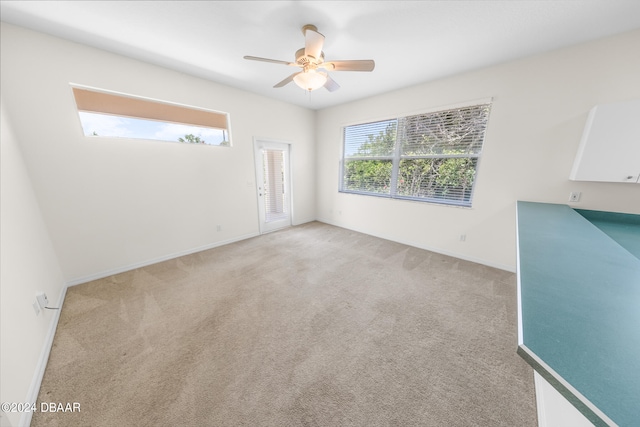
[292, 217, 317, 226]
[66, 232, 259, 287]
[315, 217, 516, 273]
[19, 286, 67, 427]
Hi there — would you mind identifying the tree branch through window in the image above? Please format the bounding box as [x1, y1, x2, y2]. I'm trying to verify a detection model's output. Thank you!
[340, 103, 491, 206]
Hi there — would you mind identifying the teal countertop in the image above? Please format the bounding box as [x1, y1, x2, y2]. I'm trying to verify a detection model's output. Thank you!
[516, 201, 640, 427]
[576, 209, 640, 260]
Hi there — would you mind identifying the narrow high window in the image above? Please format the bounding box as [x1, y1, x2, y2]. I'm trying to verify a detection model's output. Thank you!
[72, 86, 231, 146]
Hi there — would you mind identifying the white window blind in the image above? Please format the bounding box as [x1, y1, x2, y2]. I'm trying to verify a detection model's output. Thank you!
[340, 103, 491, 206]
[344, 120, 397, 157]
[342, 119, 397, 195]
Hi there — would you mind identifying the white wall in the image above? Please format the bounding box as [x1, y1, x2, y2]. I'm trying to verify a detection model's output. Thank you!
[2, 21, 639, 427]
[1, 100, 66, 427]
[316, 29, 640, 271]
[0, 22, 316, 283]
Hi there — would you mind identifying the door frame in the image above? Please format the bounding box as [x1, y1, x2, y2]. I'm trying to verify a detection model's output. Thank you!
[253, 138, 293, 234]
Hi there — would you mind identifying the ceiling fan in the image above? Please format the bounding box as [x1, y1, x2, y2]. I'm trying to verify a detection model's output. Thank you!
[244, 24, 375, 92]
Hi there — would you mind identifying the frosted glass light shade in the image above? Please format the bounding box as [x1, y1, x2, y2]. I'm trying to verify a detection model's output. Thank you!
[293, 70, 327, 91]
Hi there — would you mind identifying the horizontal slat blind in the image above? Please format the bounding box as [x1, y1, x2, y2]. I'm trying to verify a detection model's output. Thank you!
[340, 103, 491, 206]
[396, 157, 479, 203]
[342, 159, 393, 195]
[343, 119, 397, 158]
[398, 104, 490, 157]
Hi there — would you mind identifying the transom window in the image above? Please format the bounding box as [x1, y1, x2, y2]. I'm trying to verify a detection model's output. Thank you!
[72, 86, 230, 146]
[340, 102, 491, 207]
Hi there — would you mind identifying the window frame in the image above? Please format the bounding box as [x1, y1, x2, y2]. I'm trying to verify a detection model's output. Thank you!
[71, 84, 232, 147]
[339, 99, 492, 207]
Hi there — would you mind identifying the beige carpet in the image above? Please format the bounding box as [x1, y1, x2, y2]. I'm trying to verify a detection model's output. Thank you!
[33, 222, 537, 426]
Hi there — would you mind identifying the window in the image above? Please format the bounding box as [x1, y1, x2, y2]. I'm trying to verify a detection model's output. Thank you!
[72, 86, 230, 146]
[340, 102, 491, 206]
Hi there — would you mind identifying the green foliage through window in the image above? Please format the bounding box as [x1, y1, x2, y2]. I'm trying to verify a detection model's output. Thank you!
[344, 160, 393, 194]
[340, 103, 491, 206]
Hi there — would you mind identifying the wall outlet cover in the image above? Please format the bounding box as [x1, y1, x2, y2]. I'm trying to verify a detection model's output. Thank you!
[569, 192, 581, 202]
[36, 292, 49, 309]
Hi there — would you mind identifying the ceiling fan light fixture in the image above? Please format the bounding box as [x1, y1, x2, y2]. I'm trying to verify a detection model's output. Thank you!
[245, 24, 374, 93]
[293, 69, 327, 91]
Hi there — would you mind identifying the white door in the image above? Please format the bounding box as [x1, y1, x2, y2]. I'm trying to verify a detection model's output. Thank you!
[255, 140, 292, 233]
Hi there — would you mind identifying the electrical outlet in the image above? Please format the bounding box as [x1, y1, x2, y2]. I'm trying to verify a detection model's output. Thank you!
[569, 192, 581, 202]
[36, 292, 49, 309]
[460, 234, 467, 242]
[216, 225, 221, 232]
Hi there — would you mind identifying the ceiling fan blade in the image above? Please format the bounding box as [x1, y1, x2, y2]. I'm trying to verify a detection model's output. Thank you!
[323, 75, 340, 92]
[273, 72, 300, 88]
[244, 55, 296, 66]
[304, 26, 325, 60]
[324, 60, 375, 72]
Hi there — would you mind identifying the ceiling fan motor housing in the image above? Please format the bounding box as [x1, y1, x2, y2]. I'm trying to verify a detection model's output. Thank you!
[295, 47, 324, 68]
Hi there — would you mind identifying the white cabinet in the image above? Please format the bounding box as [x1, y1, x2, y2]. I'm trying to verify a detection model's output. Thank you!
[533, 372, 594, 427]
[570, 99, 640, 183]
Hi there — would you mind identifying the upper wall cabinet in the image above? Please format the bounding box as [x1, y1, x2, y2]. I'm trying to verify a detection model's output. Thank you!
[570, 99, 640, 183]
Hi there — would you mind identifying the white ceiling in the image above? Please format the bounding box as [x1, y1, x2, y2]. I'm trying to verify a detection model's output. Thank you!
[2, 1, 640, 110]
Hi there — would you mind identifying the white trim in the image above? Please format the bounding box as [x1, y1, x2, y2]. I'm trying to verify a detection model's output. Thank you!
[68, 83, 233, 147]
[288, 143, 296, 226]
[292, 217, 316, 227]
[340, 97, 494, 129]
[520, 345, 618, 427]
[339, 101, 492, 208]
[19, 286, 67, 427]
[534, 371, 548, 427]
[253, 138, 293, 235]
[515, 203, 524, 345]
[315, 217, 515, 272]
[66, 232, 258, 287]
[534, 371, 597, 427]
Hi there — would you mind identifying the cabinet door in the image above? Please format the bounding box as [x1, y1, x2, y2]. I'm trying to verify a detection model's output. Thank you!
[570, 99, 640, 183]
